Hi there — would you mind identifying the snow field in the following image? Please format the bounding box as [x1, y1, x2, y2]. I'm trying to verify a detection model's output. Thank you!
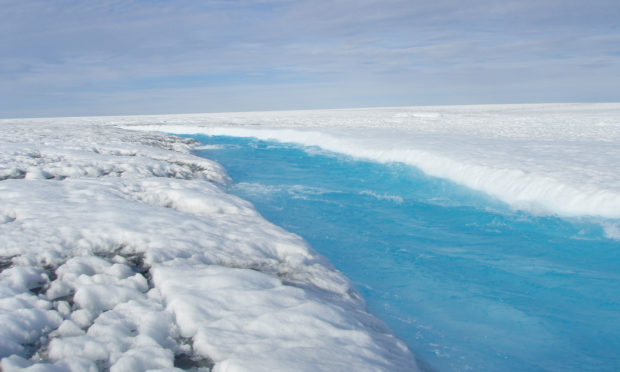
[3, 102, 617, 370]
[123, 103, 620, 222]
[0, 120, 416, 371]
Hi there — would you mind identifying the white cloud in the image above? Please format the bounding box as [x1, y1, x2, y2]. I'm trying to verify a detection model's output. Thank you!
[1, 0, 619, 117]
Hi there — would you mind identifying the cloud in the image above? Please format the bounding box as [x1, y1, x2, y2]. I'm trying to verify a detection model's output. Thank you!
[1, 0, 620, 117]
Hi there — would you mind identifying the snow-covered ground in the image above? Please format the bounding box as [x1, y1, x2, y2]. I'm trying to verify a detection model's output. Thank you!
[2, 102, 619, 371]
[0, 119, 416, 371]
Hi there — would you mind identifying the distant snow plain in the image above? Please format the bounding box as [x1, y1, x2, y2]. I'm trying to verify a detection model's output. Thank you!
[1, 103, 619, 371]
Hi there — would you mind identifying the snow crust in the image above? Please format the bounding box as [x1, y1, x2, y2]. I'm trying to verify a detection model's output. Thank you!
[122, 103, 620, 220]
[0, 119, 416, 371]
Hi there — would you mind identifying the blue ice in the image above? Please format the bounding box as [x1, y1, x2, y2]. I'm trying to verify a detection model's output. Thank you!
[187, 134, 620, 372]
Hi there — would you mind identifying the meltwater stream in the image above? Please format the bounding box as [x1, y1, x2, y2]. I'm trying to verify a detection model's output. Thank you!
[188, 135, 620, 372]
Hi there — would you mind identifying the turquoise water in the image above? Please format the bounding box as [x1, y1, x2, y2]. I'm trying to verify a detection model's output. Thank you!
[188, 134, 620, 372]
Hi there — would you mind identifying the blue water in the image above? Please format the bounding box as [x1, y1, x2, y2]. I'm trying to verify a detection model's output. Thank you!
[187, 135, 620, 372]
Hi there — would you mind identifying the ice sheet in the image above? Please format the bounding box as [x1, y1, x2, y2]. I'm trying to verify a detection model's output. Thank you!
[122, 103, 620, 219]
[3, 102, 618, 370]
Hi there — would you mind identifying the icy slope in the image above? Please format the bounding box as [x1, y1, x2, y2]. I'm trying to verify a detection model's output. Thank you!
[0, 119, 416, 371]
[123, 103, 620, 220]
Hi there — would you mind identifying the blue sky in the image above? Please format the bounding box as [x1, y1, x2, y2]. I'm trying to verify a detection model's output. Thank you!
[2, 0, 620, 117]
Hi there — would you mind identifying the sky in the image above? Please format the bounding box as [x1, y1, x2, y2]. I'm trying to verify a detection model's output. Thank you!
[2, 0, 620, 118]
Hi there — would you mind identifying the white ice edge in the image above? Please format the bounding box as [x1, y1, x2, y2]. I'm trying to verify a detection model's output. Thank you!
[0, 119, 418, 371]
[131, 124, 620, 220]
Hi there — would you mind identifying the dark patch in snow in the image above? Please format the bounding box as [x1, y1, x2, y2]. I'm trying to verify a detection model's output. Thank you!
[174, 353, 214, 371]
[123, 251, 153, 286]
[95, 359, 108, 372]
[169, 161, 211, 175]
[30, 264, 58, 296]
[0, 216, 16, 223]
[174, 338, 214, 371]
[0, 169, 26, 181]
[29, 285, 46, 296]
[0, 255, 16, 272]
[95, 248, 154, 290]
[54, 294, 75, 307]
[105, 247, 153, 287]
[27, 336, 56, 364]
[23, 341, 45, 360]
[43, 264, 58, 283]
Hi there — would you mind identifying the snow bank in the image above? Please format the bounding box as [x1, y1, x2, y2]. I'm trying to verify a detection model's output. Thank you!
[123, 103, 620, 220]
[0, 118, 416, 371]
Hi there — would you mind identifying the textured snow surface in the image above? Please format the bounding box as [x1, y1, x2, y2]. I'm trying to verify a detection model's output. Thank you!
[125, 103, 620, 220]
[0, 119, 416, 371]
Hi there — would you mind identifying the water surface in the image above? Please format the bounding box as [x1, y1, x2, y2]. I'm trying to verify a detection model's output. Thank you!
[188, 134, 620, 372]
